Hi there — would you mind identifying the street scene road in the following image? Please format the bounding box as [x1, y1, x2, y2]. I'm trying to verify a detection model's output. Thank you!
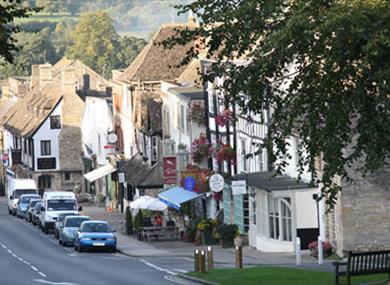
[0, 198, 182, 285]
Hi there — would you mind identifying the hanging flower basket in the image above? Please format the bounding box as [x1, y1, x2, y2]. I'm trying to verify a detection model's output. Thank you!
[210, 141, 236, 163]
[215, 108, 234, 127]
[180, 164, 212, 193]
[191, 133, 210, 163]
[189, 102, 206, 126]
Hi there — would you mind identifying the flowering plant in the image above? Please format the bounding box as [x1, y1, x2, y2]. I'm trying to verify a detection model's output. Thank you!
[308, 240, 332, 257]
[215, 108, 234, 127]
[190, 102, 206, 126]
[191, 133, 210, 163]
[197, 219, 219, 231]
[213, 223, 239, 240]
[210, 141, 236, 163]
[180, 164, 212, 193]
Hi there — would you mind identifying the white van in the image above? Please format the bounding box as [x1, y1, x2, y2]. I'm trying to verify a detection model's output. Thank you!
[7, 179, 38, 216]
[38, 191, 82, 234]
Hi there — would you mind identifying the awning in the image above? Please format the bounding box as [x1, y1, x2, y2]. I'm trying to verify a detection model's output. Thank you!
[158, 186, 203, 210]
[84, 163, 117, 182]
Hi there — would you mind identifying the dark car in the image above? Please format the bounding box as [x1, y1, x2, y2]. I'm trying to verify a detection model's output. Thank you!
[26, 199, 42, 222]
[59, 216, 90, 246]
[54, 212, 81, 239]
[74, 221, 116, 253]
[32, 202, 43, 226]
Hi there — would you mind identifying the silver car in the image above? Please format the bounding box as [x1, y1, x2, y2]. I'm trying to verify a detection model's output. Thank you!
[59, 216, 90, 246]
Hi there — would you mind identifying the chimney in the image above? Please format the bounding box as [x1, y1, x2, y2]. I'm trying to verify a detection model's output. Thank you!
[61, 67, 76, 95]
[39, 63, 52, 90]
[83, 74, 90, 90]
[31, 65, 40, 89]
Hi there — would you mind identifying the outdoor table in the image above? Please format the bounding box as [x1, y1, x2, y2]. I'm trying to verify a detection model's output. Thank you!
[138, 226, 181, 241]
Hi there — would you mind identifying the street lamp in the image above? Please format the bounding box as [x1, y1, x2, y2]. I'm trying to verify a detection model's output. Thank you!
[312, 193, 322, 230]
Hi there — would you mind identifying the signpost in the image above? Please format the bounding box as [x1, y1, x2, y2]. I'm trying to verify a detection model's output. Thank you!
[209, 174, 224, 193]
[232, 180, 247, 195]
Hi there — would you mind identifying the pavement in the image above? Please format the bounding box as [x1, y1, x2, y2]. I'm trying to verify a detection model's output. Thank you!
[81, 202, 337, 272]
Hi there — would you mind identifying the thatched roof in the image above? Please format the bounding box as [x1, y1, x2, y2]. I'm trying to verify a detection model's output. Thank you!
[119, 23, 197, 83]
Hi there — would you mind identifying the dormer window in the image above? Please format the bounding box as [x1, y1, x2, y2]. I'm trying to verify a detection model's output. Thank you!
[50, 115, 61, 129]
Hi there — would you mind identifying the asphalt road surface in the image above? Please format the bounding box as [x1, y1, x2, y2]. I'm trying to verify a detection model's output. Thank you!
[0, 197, 188, 285]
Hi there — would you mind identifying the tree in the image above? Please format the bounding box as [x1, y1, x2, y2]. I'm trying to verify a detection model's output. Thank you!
[0, 27, 56, 78]
[0, 0, 38, 63]
[65, 11, 118, 77]
[166, 0, 390, 208]
[35, 0, 60, 14]
[115, 36, 146, 68]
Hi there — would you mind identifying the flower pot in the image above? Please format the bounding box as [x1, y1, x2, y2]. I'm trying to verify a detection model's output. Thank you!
[220, 238, 235, 248]
[310, 248, 332, 258]
[202, 229, 215, 245]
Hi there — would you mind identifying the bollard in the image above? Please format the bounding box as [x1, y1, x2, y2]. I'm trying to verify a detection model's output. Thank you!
[318, 236, 323, 266]
[199, 250, 206, 273]
[235, 246, 243, 269]
[207, 246, 214, 271]
[194, 249, 200, 272]
[296, 237, 301, 266]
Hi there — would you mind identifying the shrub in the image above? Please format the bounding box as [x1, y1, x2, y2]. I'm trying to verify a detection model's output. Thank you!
[214, 223, 239, 240]
[134, 210, 144, 229]
[125, 206, 133, 235]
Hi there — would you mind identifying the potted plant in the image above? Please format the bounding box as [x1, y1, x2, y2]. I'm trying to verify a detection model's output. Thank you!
[214, 223, 239, 248]
[308, 240, 333, 258]
[189, 102, 206, 126]
[197, 219, 219, 245]
[191, 133, 210, 163]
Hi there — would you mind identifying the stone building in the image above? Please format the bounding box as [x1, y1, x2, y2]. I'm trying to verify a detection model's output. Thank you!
[1, 58, 108, 196]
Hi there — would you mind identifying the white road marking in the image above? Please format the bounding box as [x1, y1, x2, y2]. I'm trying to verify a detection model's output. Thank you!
[34, 279, 79, 285]
[0, 241, 46, 278]
[139, 259, 177, 276]
[174, 269, 188, 273]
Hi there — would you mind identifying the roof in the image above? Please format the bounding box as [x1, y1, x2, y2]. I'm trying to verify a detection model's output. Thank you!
[119, 23, 197, 83]
[168, 86, 204, 100]
[0, 98, 17, 125]
[118, 153, 163, 188]
[234, 171, 313, 192]
[177, 59, 202, 86]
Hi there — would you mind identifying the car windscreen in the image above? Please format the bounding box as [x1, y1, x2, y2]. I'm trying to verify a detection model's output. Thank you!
[34, 203, 43, 210]
[47, 199, 77, 211]
[59, 213, 80, 222]
[81, 223, 109, 233]
[65, 218, 90, 228]
[30, 200, 41, 207]
[21, 196, 38, 203]
[14, 190, 37, 199]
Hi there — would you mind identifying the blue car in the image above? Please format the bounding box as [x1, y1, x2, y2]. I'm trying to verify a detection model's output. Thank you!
[74, 221, 116, 253]
[16, 194, 41, 219]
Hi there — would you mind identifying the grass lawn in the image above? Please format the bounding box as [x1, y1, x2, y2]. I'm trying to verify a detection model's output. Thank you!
[188, 266, 390, 285]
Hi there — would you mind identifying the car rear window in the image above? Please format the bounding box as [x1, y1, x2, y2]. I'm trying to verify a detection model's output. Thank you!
[65, 218, 90, 227]
[14, 190, 37, 199]
[81, 223, 109, 233]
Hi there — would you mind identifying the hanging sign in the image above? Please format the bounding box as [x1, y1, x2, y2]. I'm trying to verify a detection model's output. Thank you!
[184, 176, 196, 191]
[209, 173, 224, 193]
[163, 157, 177, 184]
[232, 180, 247, 195]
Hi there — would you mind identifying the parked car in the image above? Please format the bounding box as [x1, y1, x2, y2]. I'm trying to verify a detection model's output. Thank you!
[59, 216, 90, 246]
[32, 202, 43, 226]
[16, 194, 40, 219]
[26, 199, 42, 222]
[54, 213, 80, 239]
[74, 221, 116, 253]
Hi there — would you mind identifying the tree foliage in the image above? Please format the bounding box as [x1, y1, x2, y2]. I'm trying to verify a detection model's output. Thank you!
[166, 0, 390, 208]
[0, 0, 39, 63]
[66, 11, 146, 77]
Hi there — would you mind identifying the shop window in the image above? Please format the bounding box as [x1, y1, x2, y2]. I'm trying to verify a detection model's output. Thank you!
[38, 175, 51, 189]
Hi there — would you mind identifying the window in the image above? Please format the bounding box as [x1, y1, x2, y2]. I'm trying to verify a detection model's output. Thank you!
[241, 139, 247, 172]
[64, 172, 71, 181]
[151, 136, 158, 163]
[38, 175, 51, 189]
[267, 196, 292, 242]
[50, 115, 61, 129]
[40, 140, 51, 155]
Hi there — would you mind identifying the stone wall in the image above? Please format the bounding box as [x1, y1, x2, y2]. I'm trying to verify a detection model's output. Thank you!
[334, 167, 390, 256]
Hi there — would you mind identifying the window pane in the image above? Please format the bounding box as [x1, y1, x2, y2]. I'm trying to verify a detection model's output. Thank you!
[50, 115, 61, 129]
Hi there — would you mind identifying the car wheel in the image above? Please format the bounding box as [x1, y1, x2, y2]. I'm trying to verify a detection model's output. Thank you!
[62, 242, 67, 247]
[111, 247, 117, 253]
[12, 211, 16, 216]
[54, 231, 58, 239]
[8, 208, 12, 215]
[43, 226, 48, 234]
[78, 245, 83, 252]
[59, 239, 62, 245]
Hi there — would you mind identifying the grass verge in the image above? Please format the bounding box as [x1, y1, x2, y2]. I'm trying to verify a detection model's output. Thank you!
[188, 266, 390, 285]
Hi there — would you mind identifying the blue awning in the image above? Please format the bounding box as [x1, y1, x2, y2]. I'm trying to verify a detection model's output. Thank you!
[158, 186, 203, 210]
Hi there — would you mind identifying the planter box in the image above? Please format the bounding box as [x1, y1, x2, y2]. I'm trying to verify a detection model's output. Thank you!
[221, 238, 235, 248]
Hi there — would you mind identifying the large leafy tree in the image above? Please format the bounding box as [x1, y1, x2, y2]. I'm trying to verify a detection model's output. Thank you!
[66, 11, 146, 77]
[166, 0, 390, 207]
[65, 11, 118, 77]
[0, 0, 38, 63]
